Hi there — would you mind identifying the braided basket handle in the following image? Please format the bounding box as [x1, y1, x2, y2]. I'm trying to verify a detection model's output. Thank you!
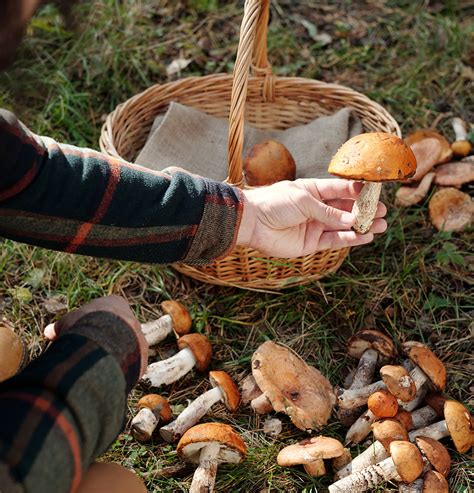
[226, 0, 271, 186]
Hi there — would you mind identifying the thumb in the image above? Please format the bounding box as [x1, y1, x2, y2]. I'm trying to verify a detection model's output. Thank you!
[302, 195, 355, 229]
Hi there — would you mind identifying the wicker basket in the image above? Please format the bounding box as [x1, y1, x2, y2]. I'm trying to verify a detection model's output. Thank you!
[100, 0, 400, 291]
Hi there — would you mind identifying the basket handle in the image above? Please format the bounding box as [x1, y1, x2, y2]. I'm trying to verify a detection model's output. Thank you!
[226, 0, 271, 186]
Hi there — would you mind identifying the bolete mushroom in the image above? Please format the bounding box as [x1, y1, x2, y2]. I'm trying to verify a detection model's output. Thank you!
[141, 300, 192, 346]
[329, 440, 424, 493]
[428, 187, 473, 232]
[249, 341, 336, 431]
[451, 117, 472, 158]
[0, 324, 26, 382]
[159, 371, 240, 443]
[328, 132, 417, 233]
[393, 404, 440, 432]
[131, 394, 172, 442]
[141, 333, 212, 388]
[395, 172, 435, 207]
[421, 470, 449, 493]
[176, 423, 246, 493]
[243, 140, 296, 186]
[433, 160, 474, 187]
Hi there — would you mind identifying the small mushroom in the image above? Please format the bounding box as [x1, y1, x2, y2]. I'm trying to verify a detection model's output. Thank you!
[422, 470, 449, 493]
[329, 440, 424, 493]
[141, 300, 192, 346]
[415, 436, 450, 477]
[428, 187, 473, 232]
[0, 324, 27, 382]
[250, 341, 336, 431]
[451, 117, 472, 158]
[159, 371, 240, 442]
[141, 333, 212, 388]
[277, 436, 345, 478]
[328, 132, 417, 233]
[131, 394, 172, 442]
[395, 172, 435, 207]
[176, 423, 246, 493]
[433, 160, 474, 187]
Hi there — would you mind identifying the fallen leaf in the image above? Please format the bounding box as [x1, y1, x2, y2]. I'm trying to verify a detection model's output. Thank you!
[42, 294, 68, 314]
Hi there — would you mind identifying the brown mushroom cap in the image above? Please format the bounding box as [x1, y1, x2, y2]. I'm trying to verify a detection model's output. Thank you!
[372, 418, 409, 451]
[424, 393, 447, 418]
[434, 161, 474, 187]
[176, 423, 247, 465]
[443, 400, 474, 454]
[415, 436, 451, 476]
[277, 436, 344, 467]
[379, 365, 416, 402]
[209, 371, 240, 412]
[244, 140, 296, 186]
[137, 394, 172, 423]
[401, 342, 446, 391]
[328, 132, 417, 182]
[368, 389, 399, 418]
[393, 410, 414, 431]
[177, 333, 212, 372]
[428, 187, 473, 232]
[0, 324, 26, 382]
[422, 470, 449, 493]
[160, 300, 192, 336]
[389, 440, 424, 483]
[346, 329, 397, 363]
[251, 341, 336, 431]
[452, 140, 472, 158]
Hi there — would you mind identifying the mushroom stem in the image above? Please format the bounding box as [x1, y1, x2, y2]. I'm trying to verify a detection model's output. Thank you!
[304, 459, 326, 476]
[338, 380, 386, 409]
[189, 441, 221, 493]
[142, 347, 196, 388]
[351, 348, 379, 388]
[409, 365, 428, 392]
[250, 392, 274, 414]
[334, 440, 387, 480]
[399, 385, 427, 412]
[452, 117, 468, 141]
[141, 315, 173, 346]
[131, 407, 160, 442]
[345, 409, 377, 445]
[352, 182, 382, 234]
[410, 405, 439, 429]
[160, 386, 223, 443]
[408, 420, 448, 441]
[398, 478, 424, 493]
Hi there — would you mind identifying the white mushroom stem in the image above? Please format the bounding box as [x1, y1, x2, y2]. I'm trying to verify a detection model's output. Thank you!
[345, 410, 378, 445]
[131, 408, 159, 442]
[351, 348, 379, 388]
[141, 347, 195, 388]
[338, 380, 386, 409]
[399, 384, 427, 412]
[452, 117, 468, 141]
[408, 420, 448, 441]
[408, 365, 428, 392]
[160, 386, 223, 443]
[250, 392, 274, 414]
[304, 459, 326, 476]
[410, 405, 439, 429]
[399, 478, 424, 493]
[141, 315, 173, 346]
[352, 182, 382, 234]
[189, 441, 221, 493]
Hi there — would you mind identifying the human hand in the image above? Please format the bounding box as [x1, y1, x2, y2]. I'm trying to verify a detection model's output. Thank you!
[236, 178, 387, 258]
[44, 295, 148, 377]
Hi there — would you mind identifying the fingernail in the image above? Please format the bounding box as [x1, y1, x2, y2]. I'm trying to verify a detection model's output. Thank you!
[341, 213, 355, 225]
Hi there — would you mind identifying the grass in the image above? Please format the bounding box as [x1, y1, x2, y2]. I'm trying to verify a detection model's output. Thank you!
[0, 0, 473, 491]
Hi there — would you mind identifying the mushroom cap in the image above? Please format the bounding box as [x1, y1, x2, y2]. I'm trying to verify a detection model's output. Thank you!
[160, 300, 192, 336]
[443, 400, 474, 454]
[0, 324, 26, 382]
[277, 436, 344, 467]
[428, 187, 473, 232]
[395, 172, 435, 207]
[389, 440, 424, 483]
[251, 341, 336, 431]
[424, 393, 447, 418]
[451, 139, 472, 158]
[346, 329, 397, 363]
[404, 130, 453, 182]
[379, 365, 416, 402]
[372, 418, 409, 451]
[415, 436, 451, 476]
[393, 410, 414, 431]
[422, 470, 449, 493]
[244, 140, 296, 186]
[367, 389, 399, 418]
[209, 371, 240, 411]
[434, 161, 474, 187]
[137, 394, 172, 422]
[328, 132, 417, 182]
[177, 333, 212, 372]
[401, 341, 447, 391]
[176, 423, 246, 465]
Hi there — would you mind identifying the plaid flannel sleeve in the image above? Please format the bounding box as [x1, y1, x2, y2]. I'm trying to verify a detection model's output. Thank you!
[0, 311, 141, 493]
[0, 109, 243, 265]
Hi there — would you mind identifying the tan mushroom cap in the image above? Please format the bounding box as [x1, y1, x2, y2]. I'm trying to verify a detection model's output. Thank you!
[160, 300, 192, 336]
[379, 365, 416, 402]
[209, 371, 240, 412]
[137, 394, 172, 423]
[177, 333, 212, 372]
[177, 423, 247, 465]
[434, 161, 474, 187]
[277, 436, 344, 467]
[328, 132, 417, 182]
[428, 187, 473, 232]
[395, 172, 435, 207]
[422, 470, 449, 493]
[389, 440, 424, 483]
[372, 418, 409, 451]
[393, 410, 414, 431]
[368, 389, 398, 418]
[346, 329, 397, 363]
[452, 140, 472, 158]
[251, 341, 336, 431]
[444, 400, 474, 454]
[0, 324, 26, 382]
[415, 436, 451, 476]
[401, 341, 447, 391]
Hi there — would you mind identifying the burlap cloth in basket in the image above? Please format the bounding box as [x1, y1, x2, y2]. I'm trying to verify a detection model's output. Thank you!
[135, 102, 363, 180]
